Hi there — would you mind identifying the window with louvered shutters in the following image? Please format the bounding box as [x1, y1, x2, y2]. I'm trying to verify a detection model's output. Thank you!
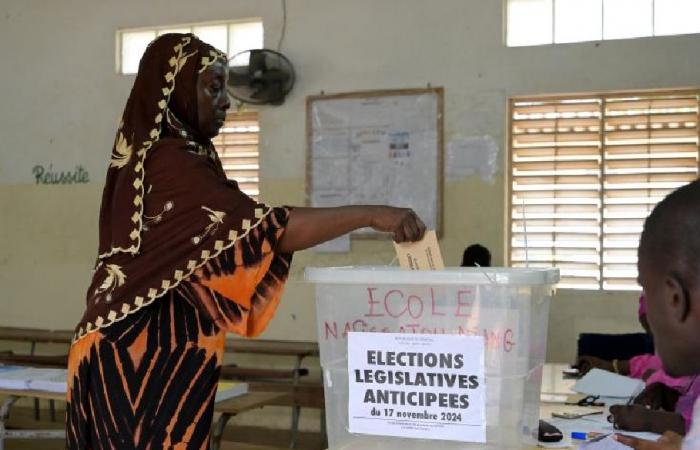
[212, 112, 260, 201]
[509, 90, 699, 290]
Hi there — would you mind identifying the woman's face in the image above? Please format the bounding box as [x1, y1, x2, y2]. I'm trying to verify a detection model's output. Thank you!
[196, 60, 231, 139]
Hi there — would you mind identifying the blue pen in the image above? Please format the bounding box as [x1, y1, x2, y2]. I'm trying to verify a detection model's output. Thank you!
[571, 432, 610, 441]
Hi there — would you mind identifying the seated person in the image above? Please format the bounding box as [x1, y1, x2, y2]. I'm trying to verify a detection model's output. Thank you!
[610, 379, 700, 436]
[613, 180, 700, 449]
[579, 295, 697, 436]
[461, 243, 491, 267]
[578, 296, 687, 390]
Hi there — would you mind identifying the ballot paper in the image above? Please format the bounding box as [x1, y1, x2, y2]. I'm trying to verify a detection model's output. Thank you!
[393, 230, 444, 270]
[573, 369, 645, 399]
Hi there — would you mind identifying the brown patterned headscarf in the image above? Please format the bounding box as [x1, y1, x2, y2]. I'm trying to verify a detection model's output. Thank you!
[73, 34, 280, 341]
[99, 33, 226, 258]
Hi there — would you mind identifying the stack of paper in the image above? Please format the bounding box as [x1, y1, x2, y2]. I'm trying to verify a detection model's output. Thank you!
[0, 364, 249, 402]
[0, 364, 68, 393]
[579, 435, 631, 449]
[214, 381, 248, 403]
[573, 369, 645, 400]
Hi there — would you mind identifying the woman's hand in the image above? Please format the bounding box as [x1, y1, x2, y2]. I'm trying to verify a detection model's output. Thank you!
[634, 383, 681, 412]
[369, 207, 426, 243]
[576, 356, 614, 375]
[610, 405, 686, 435]
[615, 431, 683, 449]
[609, 405, 652, 432]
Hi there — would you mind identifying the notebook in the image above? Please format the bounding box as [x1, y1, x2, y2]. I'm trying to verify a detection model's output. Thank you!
[573, 369, 645, 399]
[214, 380, 249, 402]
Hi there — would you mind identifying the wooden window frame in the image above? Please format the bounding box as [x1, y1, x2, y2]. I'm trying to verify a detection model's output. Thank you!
[507, 87, 700, 290]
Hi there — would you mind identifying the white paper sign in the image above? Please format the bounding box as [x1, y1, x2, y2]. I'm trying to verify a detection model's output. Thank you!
[445, 136, 499, 183]
[347, 332, 486, 443]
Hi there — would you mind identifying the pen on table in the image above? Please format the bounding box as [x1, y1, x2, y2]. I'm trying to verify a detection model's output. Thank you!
[571, 432, 610, 442]
[589, 433, 610, 443]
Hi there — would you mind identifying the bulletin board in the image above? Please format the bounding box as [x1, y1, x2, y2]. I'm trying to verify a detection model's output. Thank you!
[306, 87, 444, 236]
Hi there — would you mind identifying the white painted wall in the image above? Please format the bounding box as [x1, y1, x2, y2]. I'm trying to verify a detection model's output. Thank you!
[2, 0, 699, 364]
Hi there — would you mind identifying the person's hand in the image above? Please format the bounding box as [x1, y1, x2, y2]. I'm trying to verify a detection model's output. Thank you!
[369, 207, 426, 243]
[614, 431, 682, 449]
[576, 355, 613, 375]
[634, 383, 681, 411]
[609, 405, 652, 432]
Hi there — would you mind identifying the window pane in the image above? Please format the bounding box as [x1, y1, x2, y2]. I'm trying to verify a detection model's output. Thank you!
[602, 93, 699, 289]
[157, 28, 191, 36]
[554, 0, 603, 43]
[603, 0, 653, 39]
[229, 22, 264, 66]
[213, 112, 260, 200]
[121, 30, 156, 74]
[506, 0, 554, 47]
[510, 90, 700, 291]
[193, 24, 228, 53]
[510, 98, 603, 289]
[654, 0, 700, 36]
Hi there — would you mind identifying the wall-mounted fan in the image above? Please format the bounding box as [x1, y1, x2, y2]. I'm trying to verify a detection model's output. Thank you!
[227, 49, 295, 105]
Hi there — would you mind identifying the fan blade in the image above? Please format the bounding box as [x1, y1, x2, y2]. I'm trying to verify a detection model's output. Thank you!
[229, 71, 253, 86]
[257, 69, 290, 83]
[250, 82, 284, 102]
[248, 50, 268, 73]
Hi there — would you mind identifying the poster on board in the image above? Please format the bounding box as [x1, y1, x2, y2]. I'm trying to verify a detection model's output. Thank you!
[307, 88, 443, 236]
[347, 332, 486, 443]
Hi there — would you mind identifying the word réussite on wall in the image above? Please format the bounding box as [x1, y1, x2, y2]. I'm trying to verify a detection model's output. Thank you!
[33, 165, 89, 185]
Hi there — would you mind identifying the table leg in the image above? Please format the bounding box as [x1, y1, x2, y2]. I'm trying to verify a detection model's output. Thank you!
[30, 342, 39, 421]
[0, 395, 20, 450]
[289, 355, 303, 449]
[210, 413, 232, 450]
[320, 408, 327, 450]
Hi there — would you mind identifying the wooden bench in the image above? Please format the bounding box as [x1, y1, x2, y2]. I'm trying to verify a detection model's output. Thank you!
[0, 327, 73, 422]
[0, 387, 288, 450]
[0, 327, 73, 345]
[221, 339, 321, 448]
[0, 327, 325, 448]
[211, 392, 290, 450]
[0, 388, 66, 449]
[231, 383, 325, 449]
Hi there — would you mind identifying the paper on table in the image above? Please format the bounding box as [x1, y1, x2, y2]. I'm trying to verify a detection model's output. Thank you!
[393, 230, 444, 270]
[547, 415, 660, 443]
[0, 364, 67, 393]
[536, 438, 573, 448]
[579, 435, 631, 449]
[214, 381, 248, 403]
[573, 369, 645, 399]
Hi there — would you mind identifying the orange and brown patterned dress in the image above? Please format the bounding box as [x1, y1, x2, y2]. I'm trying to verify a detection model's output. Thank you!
[66, 212, 291, 449]
[66, 34, 293, 449]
